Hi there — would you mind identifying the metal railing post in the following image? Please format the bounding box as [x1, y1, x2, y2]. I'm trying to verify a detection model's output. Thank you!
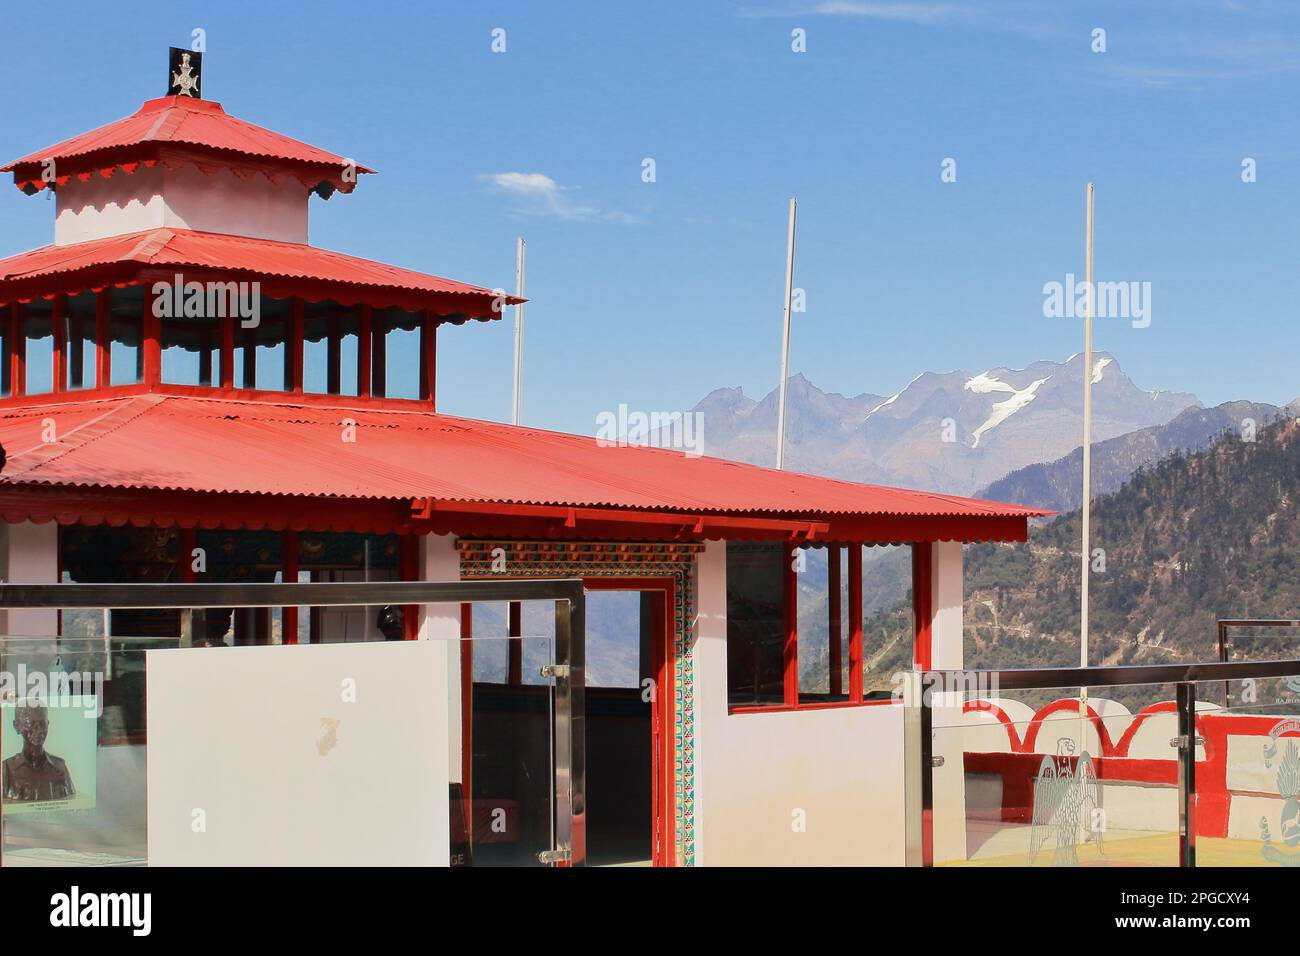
[1176, 681, 1198, 867]
[920, 672, 935, 867]
[903, 671, 924, 866]
[550, 590, 587, 867]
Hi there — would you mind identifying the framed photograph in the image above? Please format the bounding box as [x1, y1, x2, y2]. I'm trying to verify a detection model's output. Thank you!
[1, 696, 98, 815]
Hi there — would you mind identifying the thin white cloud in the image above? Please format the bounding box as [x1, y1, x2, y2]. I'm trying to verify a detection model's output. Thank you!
[480, 171, 640, 224]
[796, 2, 974, 25]
[487, 172, 562, 195]
[738, 0, 1061, 36]
[740, 1, 975, 24]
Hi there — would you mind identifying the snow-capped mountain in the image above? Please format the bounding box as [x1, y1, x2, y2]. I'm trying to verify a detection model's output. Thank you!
[691, 354, 1200, 497]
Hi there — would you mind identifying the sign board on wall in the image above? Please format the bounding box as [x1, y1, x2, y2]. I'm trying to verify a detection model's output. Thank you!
[146, 641, 452, 866]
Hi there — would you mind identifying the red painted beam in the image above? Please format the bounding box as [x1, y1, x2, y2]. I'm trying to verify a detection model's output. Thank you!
[783, 545, 798, 705]
[848, 544, 863, 703]
[828, 544, 842, 698]
[912, 542, 933, 671]
[419, 498, 830, 538]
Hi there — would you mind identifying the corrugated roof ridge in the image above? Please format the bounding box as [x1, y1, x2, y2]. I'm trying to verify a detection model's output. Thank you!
[142, 107, 181, 142]
[425, 409, 1046, 515]
[168, 397, 1053, 515]
[3, 97, 369, 172]
[1, 394, 166, 481]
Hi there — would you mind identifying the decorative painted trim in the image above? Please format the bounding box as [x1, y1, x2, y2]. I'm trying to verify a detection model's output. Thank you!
[458, 539, 702, 866]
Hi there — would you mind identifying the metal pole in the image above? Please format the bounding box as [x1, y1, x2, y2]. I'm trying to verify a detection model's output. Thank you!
[1176, 681, 1197, 866]
[512, 237, 525, 426]
[775, 197, 797, 470]
[1080, 183, 1094, 719]
[919, 672, 935, 867]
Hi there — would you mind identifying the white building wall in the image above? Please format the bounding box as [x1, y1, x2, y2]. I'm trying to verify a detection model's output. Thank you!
[928, 540, 967, 862]
[930, 540, 963, 669]
[692, 541, 907, 866]
[418, 532, 463, 784]
[55, 163, 310, 245]
[0, 521, 59, 637]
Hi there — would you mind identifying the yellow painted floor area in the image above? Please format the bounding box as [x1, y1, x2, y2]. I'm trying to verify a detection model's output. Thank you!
[947, 824, 1282, 867]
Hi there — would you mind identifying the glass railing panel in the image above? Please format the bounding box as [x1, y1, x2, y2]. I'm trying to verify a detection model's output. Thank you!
[1223, 623, 1300, 664]
[931, 682, 1182, 866]
[1, 634, 164, 866]
[1193, 673, 1300, 866]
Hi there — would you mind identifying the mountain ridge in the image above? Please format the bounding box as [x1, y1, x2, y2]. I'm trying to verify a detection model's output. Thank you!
[692, 354, 1200, 497]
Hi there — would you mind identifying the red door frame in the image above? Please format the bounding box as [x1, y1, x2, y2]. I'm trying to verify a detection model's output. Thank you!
[583, 576, 676, 867]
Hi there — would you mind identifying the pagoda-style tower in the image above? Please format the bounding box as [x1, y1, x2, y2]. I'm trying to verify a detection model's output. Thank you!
[0, 77, 513, 408]
[0, 62, 519, 644]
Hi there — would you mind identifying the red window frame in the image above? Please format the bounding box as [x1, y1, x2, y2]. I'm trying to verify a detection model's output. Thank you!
[728, 540, 929, 715]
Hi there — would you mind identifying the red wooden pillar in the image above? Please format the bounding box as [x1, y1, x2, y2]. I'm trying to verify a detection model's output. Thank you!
[241, 323, 257, 388]
[912, 541, 934, 671]
[10, 303, 24, 396]
[197, 326, 213, 386]
[358, 305, 373, 397]
[220, 314, 235, 388]
[371, 313, 387, 398]
[783, 542, 799, 705]
[326, 313, 342, 395]
[282, 529, 299, 645]
[507, 601, 523, 685]
[142, 288, 161, 386]
[848, 544, 863, 703]
[289, 298, 305, 394]
[420, 312, 437, 406]
[95, 292, 111, 388]
[51, 296, 65, 393]
[828, 544, 842, 698]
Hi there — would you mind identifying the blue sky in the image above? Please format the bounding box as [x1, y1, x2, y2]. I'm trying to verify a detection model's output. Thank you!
[2, 1, 1297, 434]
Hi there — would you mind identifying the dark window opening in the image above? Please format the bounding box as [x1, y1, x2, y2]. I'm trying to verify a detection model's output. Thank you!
[726, 541, 786, 706]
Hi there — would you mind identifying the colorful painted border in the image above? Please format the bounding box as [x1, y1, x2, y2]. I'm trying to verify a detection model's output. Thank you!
[457, 539, 700, 866]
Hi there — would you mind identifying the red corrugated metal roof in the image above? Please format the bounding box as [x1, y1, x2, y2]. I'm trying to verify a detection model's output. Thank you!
[0, 395, 1051, 523]
[0, 229, 520, 316]
[2, 96, 373, 176]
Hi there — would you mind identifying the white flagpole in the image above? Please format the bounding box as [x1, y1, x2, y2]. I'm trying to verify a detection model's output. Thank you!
[776, 197, 797, 470]
[1081, 183, 1095, 719]
[512, 237, 525, 426]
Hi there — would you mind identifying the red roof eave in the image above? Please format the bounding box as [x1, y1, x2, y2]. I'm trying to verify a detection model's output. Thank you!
[0, 229, 523, 318]
[0, 394, 1054, 542]
[3, 96, 375, 195]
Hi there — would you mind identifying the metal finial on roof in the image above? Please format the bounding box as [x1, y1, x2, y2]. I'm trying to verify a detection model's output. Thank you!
[168, 47, 203, 99]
